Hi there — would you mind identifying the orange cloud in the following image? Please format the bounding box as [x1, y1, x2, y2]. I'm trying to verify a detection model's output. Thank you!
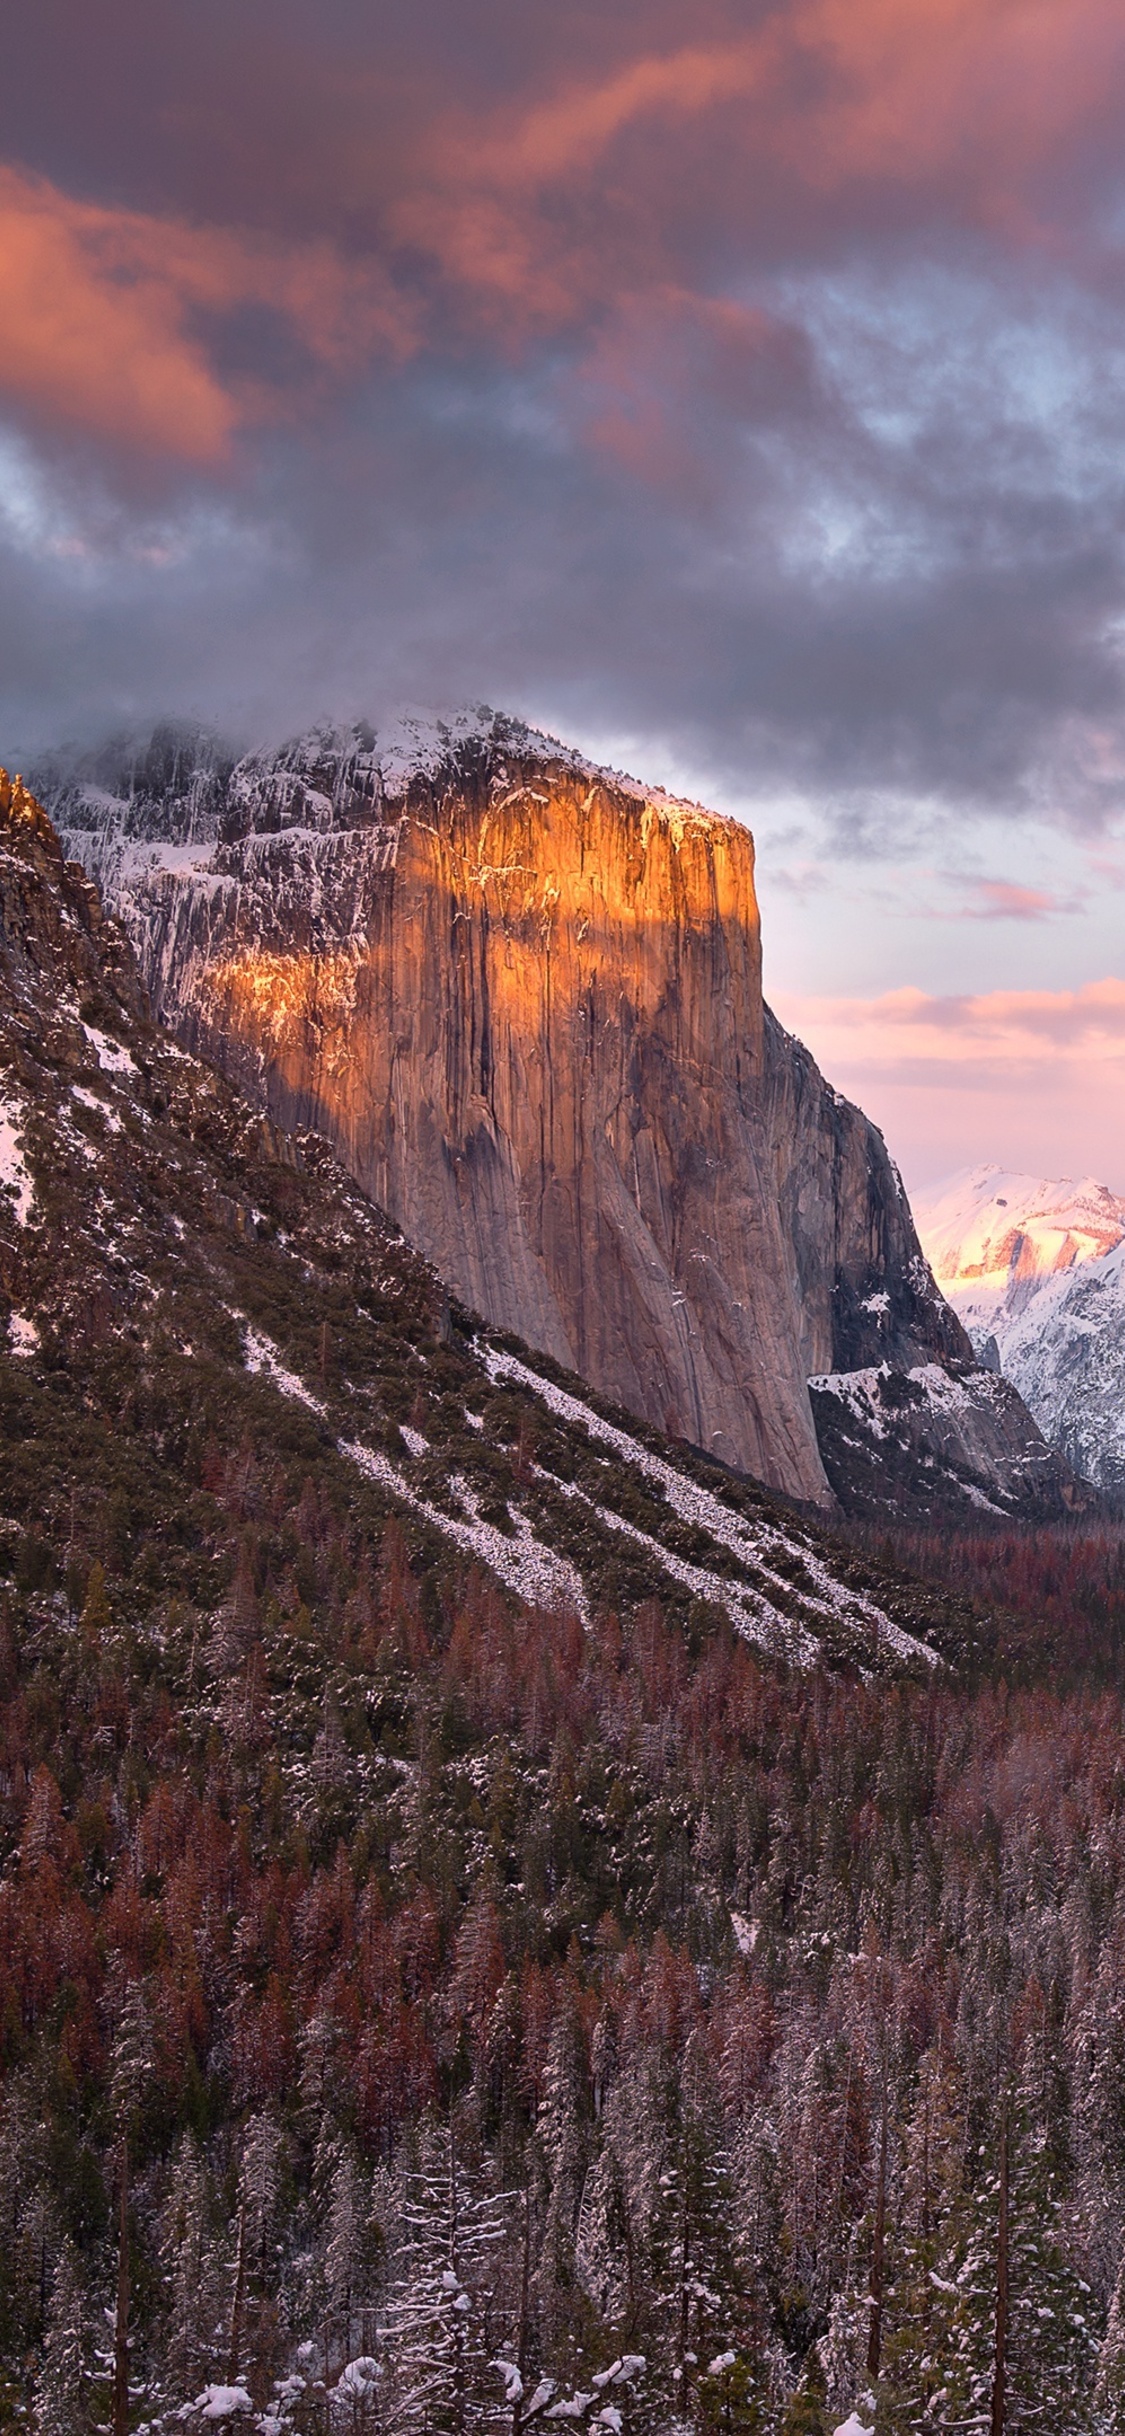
[4, 2, 1122, 455]
[0, 166, 413, 461]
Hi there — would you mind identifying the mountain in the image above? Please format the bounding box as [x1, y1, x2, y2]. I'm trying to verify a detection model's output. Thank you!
[37, 712, 1087, 1525]
[0, 763, 965, 1690]
[4, 770, 1124, 2436]
[915, 1163, 1125, 1499]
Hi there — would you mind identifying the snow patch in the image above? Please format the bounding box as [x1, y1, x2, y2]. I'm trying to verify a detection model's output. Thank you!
[0, 1095, 34, 1227]
[344, 1441, 589, 1619]
[7, 1312, 38, 1356]
[486, 1344, 938, 1670]
[82, 1023, 135, 1075]
[191, 2386, 253, 2421]
[71, 1083, 122, 1132]
[238, 1322, 585, 1616]
[242, 1327, 327, 1418]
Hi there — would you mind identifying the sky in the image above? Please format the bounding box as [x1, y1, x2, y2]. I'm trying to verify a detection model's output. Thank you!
[2, 0, 1125, 1193]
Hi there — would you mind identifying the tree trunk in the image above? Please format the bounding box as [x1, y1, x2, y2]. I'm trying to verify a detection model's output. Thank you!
[227, 2199, 248, 2386]
[990, 2111, 1009, 2436]
[867, 2085, 889, 2380]
[113, 2139, 130, 2436]
[513, 2189, 532, 2436]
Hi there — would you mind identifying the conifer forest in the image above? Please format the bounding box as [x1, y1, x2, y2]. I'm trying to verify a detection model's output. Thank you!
[6, 1485, 1125, 2433]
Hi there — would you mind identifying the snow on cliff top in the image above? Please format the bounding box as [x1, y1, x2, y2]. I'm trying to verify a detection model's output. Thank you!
[50, 707, 732, 846]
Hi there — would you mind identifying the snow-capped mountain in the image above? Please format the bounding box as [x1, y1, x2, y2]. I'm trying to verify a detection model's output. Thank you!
[915, 1164, 1125, 1497]
[34, 714, 1091, 1525]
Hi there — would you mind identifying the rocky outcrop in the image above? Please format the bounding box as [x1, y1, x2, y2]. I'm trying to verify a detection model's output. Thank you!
[39, 713, 1089, 1519]
[0, 766, 146, 1025]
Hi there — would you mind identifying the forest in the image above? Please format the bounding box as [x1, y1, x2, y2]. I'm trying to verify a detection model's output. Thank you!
[4, 1478, 1125, 2434]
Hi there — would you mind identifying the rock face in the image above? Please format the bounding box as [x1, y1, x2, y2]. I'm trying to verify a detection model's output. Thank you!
[762, 1010, 972, 1381]
[40, 714, 1086, 1518]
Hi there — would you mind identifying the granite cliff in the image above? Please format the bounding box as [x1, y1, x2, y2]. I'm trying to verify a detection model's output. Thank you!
[40, 713, 1086, 1518]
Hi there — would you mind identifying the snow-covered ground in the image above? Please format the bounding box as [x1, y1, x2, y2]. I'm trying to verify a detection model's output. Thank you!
[239, 1321, 939, 1669]
[484, 1344, 939, 1670]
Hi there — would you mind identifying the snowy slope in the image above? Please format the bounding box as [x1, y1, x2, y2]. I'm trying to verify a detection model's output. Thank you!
[915, 1165, 1125, 1495]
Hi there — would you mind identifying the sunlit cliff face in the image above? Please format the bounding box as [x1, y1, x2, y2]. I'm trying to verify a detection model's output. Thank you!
[172, 761, 831, 1502]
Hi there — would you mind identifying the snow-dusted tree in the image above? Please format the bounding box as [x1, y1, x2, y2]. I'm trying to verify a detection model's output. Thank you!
[323, 2144, 379, 2377]
[924, 2098, 1101, 2435]
[647, 2030, 762, 2412]
[1096, 2247, 1125, 2432]
[533, 2000, 592, 2358]
[157, 2132, 229, 2400]
[33, 2237, 87, 2436]
[0, 2069, 56, 2358]
[108, 1974, 155, 2436]
[380, 2122, 515, 2433]
[873, 2043, 970, 2435]
[227, 2112, 284, 2388]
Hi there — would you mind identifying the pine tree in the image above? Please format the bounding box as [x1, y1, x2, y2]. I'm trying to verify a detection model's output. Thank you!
[227, 2112, 283, 2389]
[157, 2133, 228, 2402]
[924, 2099, 1101, 2434]
[533, 1999, 592, 2361]
[33, 2238, 87, 2436]
[380, 2123, 514, 2433]
[1095, 2247, 1125, 2432]
[108, 1976, 155, 2436]
[323, 2145, 379, 2376]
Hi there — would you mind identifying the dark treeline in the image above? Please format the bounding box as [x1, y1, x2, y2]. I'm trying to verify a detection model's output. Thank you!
[856, 1520, 1125, 1687]
[4, 1469, 1125, 2433]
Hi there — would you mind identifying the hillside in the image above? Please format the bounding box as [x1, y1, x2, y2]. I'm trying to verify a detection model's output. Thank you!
[38, 714, 1086, 1528]
[2, 774, 1125, 2433]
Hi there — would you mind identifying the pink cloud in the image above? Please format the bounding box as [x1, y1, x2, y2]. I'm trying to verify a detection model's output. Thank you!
[961, 879, 1066, 920]
[389, 0, 1125, 334]
[777, 974, 1125, 1056]
[773, 976, 1125, 1189]
[0, 166, 413, 461]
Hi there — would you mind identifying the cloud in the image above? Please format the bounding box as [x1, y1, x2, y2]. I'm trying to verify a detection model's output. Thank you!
[772, 977, 1125, 1189]
[777, 975, 1125, 1061]
[960, 879, 1070, 920]
[2, 0, 1125, 839]
[0, 165, 411, 461]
